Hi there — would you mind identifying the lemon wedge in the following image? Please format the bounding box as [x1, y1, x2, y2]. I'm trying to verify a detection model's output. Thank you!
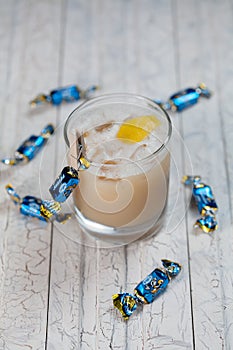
[116, 115, 161, 143]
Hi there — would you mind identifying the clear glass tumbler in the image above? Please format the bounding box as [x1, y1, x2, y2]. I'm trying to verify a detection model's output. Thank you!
[64, 93, 172, 244]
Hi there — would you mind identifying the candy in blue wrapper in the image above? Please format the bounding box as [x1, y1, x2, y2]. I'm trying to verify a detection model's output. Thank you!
[6, 185, 47, 221]
[182, 175, 218, 233]
[20, 196, 47, 222]
[112, 260, 181, 320]
[30, 84, 99, 107]
[49, 166, 80, 203]
[1, 124, 54, 166]
[5, 184, 70, 224]
[134, 268, 169, 304]
[154, 83, 212, 112]
[192, 183, 218, 215]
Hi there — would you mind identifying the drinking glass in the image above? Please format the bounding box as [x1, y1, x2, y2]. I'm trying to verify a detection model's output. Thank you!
[64, 93, 172, 244]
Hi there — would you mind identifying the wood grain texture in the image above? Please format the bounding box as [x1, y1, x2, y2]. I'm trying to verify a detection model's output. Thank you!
[175, 0, 232, 348]
[127, 1, 193, 349]
[0, 1, 62, 349]
[0, 0, 232, 349]
[211, 0, 233, 348]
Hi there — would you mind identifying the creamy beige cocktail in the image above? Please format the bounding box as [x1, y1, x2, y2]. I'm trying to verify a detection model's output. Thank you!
[65, 94, 172, 243]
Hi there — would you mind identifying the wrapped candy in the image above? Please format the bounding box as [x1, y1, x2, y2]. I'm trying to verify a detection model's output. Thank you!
[49, 166, 80, 203]
[154, 83, 212, 112]
[30, 84, 99, 107]
[49, 132, 90, 203]
[112, 259, 181, 320]
[48, 133, 90, 201]
[5, 184, 71, 224]
[1, 124, 54, 166]
[182, 175, 218, 233]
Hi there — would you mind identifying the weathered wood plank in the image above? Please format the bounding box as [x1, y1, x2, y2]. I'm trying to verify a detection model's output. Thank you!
[92, 1, 128, 348]
[210, 0, 233, 348]
[0, 1, 62, 349]
[136, 1, 193, 349]
[175, 0, 232, 348]
[46, 0, 99, 349]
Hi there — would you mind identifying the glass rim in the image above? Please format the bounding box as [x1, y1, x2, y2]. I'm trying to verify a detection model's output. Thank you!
[64, 92, 172, 167]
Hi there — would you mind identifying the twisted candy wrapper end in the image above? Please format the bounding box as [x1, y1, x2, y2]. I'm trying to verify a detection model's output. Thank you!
[40, 124, 55, 138]
[2, 158, 23, 166]
[40, 200, 61, 219]
[74, 131, 91, 171]
[2, 153, 27, 166]
[194, 214, 218, 233]
[161, 259, 182, 277]
[197, 82, 212, 98]
[112, 260, 181, 320]
[54, 213, 72, 224]
[112, 293, 138, 320]
[81, 85, 100, 99]
[5, 184, 22, 204]
[182, 175, 201, 186]
[30, 94, 49, 107]
[78, 156, 91, 170]
[40, 200, 71, 224]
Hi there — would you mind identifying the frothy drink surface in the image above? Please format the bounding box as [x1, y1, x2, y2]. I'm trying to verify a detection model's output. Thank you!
[69, 115, 170, 228]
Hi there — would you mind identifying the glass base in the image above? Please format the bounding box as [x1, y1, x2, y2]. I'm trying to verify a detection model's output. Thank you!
[74, 206, 166, 246]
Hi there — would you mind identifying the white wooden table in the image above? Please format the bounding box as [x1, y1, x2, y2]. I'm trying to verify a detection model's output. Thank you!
[0, 0, 233, 349]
